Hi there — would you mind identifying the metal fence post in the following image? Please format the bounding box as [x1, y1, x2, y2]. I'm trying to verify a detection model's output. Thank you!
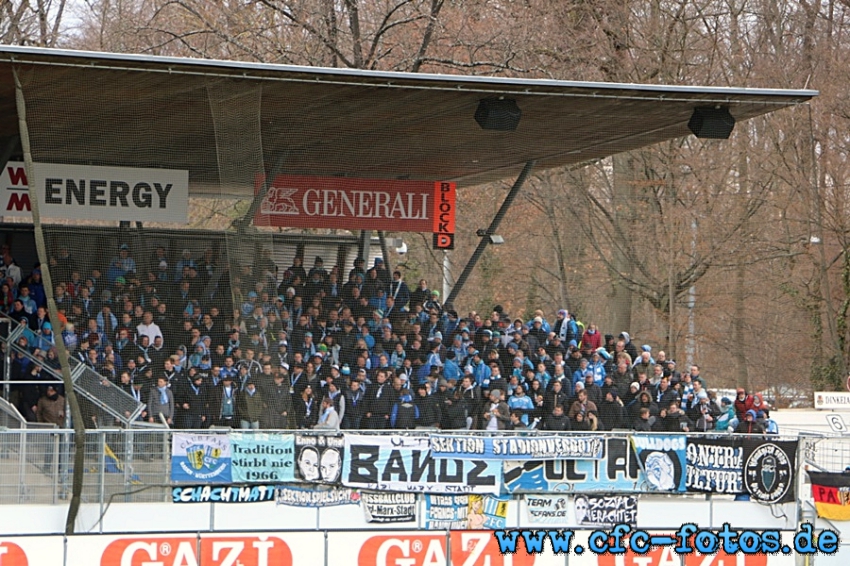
[17, 429, 26, 503]
[98, 431, 106, 533]
[164, 429, 171, 487]
[52, 431, 59, 504]
[124, 427, 133, 502]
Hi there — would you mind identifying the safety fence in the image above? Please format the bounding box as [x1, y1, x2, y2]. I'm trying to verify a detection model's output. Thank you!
[1, 315, 146, 427]
[0, 429, 844, 563]
[0, 429, 170, 505]
[0, 428, 836, 507]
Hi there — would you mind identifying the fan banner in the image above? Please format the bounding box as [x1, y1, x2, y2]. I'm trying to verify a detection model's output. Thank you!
[342, 434, 503, 494]
[630, 435, 687, 492]
[685, 437, 744, 494]
[424, 494, 509, 529]
[171, 433, 232, 484]
[360, 491, 417, 523]
[171, 484, 277, 503]
[294, 434, 345, 484]
[809, 471, 850, 520]
[742, 439, 797, 504]
[229, 432, 296, 483]
[502, 437, 644, 493]
[429, 434, 604, 460]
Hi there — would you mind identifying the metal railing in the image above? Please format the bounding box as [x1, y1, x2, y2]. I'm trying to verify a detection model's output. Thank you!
[0, 429, 171, 506]
[0, 314, 146, 426]
[0, 427, 822, 507]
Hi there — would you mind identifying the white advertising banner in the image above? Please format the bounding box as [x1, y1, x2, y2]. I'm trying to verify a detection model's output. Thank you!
[326, 530, 564, 566]
[568, 530, 797, 566]
[0, 161, 189, 223]
[814, 391, 850, 410]
[0, 530, 819, 566]
[0, 536, 64, 565]
[66, 532, 324, 566]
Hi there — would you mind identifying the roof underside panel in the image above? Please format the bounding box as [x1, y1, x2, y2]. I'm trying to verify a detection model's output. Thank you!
[0, 47, 815, 193]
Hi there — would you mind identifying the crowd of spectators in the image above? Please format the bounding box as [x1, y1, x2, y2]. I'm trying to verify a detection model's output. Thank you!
[0, 242, 778, 434]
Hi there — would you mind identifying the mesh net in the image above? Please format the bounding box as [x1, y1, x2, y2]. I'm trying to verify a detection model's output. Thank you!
[0, 53, 819, 441]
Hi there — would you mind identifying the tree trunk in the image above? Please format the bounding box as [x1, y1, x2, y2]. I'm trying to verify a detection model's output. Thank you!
[610, 152, 635, 334]
[14, 68, 88, 535]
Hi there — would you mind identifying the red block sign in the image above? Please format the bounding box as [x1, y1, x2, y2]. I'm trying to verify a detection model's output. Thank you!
[432, 181, 456, 249]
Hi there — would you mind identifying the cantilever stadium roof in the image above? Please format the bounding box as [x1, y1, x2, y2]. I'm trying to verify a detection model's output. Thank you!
[0, 46, 816, 193]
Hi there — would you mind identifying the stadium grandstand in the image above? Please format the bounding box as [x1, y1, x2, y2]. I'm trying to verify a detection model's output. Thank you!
[0, 46, 814, 438]
[0, 46, 847, 566]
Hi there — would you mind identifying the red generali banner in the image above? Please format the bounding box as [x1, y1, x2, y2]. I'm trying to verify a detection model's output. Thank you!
[254, 175, 456, 239]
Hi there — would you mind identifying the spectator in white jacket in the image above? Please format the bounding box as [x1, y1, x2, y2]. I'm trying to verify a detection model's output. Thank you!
[314, 397, 340, 430]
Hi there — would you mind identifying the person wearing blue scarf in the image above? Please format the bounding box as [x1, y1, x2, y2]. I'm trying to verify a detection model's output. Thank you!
[147, 376, 174, 426]
[315, 397, 340, 429]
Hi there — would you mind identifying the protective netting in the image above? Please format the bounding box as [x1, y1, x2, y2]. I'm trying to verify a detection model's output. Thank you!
[0, 54, 819, 439]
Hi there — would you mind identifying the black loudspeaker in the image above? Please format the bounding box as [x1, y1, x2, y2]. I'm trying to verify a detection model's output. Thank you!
[688, 107, 736, 139]
[474, 98, 522, 131]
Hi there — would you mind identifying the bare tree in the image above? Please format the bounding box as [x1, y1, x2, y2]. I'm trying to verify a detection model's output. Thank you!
[1, 0, 68, 46]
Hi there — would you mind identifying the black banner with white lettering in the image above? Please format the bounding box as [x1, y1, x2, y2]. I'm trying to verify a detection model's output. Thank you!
[685, 437, 743, 494]
[295, 434, 345, 484]
[742, 439, 797, 504]
[275, 485, 360, 507]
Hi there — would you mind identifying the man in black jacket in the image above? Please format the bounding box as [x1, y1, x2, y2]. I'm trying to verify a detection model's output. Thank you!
[633, 407, 654, 431]
[183, 370, 210, 429]
[262, 372, 292, 429]
[441, 389, 469, 430]
[542, 404, 571, 431]
[342, 378, 365, 429]
[414, 383, 442, 428]
[653, 376, 679, 410]
[543, 380, 569, 416]
[364, 369, 397, 429]
[173, 367, 206, 429]
[656, 401, 693, 433]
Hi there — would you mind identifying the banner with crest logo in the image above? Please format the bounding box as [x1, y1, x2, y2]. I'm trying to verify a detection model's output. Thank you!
[171, 433, 232, 484]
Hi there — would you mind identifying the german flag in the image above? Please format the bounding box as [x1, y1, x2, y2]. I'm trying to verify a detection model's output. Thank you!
[809, 471, 850, 521]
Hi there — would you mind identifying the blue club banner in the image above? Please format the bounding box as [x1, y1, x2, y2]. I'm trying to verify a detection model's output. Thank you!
[631, 434, 687, 492]
[171, 433, 232, 484]
[429, 434, 604, 460]
[229, 432, 296, 483]
[343, 434, 503, 494]
[502, 437, 645, 493]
